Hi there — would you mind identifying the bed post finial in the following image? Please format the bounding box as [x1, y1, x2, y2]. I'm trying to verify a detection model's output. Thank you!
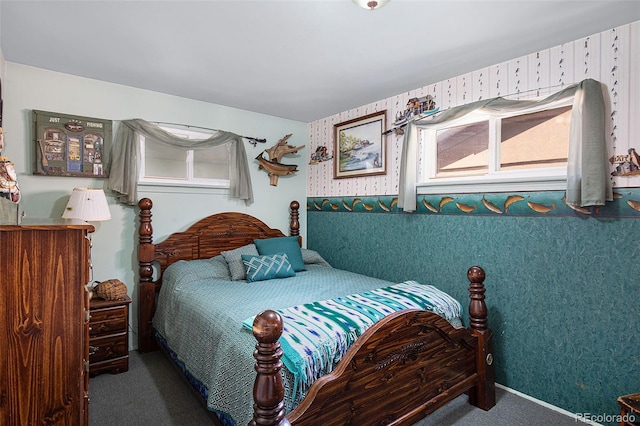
[467, 265, 487, 331]
[289, 200, 300, 237]
[250, 310, 290, 426]
[138, 197, 158, 352]
[139, 198, 153, 246]
[467, 265, 496, 410]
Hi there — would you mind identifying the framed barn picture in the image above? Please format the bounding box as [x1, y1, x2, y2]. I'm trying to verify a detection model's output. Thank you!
[32, 110, 112, 177]
[334, 110, 386, 179]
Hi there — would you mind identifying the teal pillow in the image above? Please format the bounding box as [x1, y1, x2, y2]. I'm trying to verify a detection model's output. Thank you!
[241, 253, 296, 282]
[254, 236, 306, 272]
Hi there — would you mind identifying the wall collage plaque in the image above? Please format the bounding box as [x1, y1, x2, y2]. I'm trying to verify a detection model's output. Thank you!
[32, 110, 112, 177]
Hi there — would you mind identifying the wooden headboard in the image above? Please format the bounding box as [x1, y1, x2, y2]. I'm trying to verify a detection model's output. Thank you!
[137, 197, 300, 352]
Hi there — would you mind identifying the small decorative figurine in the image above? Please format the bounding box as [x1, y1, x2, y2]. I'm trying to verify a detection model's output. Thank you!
[256, 134, 305, 186]
[309, 145, 333, 164]
[0, 156, 20, 203]
[383, 95, 440, 136]
[611, 148, 640, 177]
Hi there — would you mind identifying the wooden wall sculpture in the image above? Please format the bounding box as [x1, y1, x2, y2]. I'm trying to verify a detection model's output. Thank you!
[256, 134, 305, 186]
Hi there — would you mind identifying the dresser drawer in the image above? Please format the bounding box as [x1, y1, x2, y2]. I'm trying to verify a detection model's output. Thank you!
[90, 356, 129, 376]
[90, 305, 128, 336]
[89, 333, 128, 364]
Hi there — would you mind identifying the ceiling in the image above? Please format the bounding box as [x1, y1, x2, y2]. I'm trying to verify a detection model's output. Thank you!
[1, 1, 639, 123]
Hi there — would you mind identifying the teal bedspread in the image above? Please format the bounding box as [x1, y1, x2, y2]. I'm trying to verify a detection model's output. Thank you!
[153, 256, 463, 425]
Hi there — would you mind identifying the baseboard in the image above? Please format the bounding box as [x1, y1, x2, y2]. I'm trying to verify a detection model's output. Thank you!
[496, 383, 602, 425]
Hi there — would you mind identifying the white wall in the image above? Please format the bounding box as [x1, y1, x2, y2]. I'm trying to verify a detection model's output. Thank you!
[308, 20, 640, 197]
[0, 0, 5, 114]
[0, 56, 4, 90]
[0, 54, 4, 92]
[3, 63, 308, 349]
[0, 52, 5, 125]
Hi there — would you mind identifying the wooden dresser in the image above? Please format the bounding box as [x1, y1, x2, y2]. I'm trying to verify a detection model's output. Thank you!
[0, 219, 93, 426]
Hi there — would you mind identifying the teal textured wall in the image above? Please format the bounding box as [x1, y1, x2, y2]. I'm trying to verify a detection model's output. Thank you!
[307, 193, 639, 423]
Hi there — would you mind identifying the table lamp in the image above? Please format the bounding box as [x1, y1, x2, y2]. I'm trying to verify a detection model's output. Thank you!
[62, 187, 111, 221]
[62, 187, 111, 288]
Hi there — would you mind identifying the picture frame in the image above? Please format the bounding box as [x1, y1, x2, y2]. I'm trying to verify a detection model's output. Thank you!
[32, 110, 112, 178]
[334, 110, 386, 179]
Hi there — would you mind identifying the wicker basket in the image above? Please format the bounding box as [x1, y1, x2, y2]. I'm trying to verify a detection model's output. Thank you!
[94, 279, 128, 301]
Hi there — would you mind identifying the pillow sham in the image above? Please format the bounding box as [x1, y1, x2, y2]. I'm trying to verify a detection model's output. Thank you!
[254, 236, 305, 272]
[301, 248, 331, 267]
[221, 243, 259, 281]
[165, 256, 231, 281]
[196, 255, 232, 280]
[241, 253, 296, 283]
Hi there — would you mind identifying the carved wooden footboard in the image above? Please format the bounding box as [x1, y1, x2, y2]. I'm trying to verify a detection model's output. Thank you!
[250, 266, 495, 426]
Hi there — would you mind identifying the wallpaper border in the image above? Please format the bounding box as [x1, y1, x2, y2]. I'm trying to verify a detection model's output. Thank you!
[308, 188, 640, 218]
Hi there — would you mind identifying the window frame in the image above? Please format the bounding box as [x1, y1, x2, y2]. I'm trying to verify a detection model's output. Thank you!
[137, 126, 231, 189]
[417, 98, 573, 195]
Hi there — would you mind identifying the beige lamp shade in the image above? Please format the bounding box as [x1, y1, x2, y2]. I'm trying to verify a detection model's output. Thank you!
[62, 188, 111, 221]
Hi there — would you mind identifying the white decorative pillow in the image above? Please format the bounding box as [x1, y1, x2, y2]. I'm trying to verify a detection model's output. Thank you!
[241, 253, 296, 283]
[221, 244, 259, 281]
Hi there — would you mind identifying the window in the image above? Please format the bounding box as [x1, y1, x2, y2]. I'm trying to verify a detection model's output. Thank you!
[138, 126, 230, 188]
[419, 103, 573, 194]
[435, 120, 489, 178]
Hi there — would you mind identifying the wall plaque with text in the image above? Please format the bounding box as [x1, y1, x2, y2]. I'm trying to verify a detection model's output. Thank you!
[32, 110, 112, 177]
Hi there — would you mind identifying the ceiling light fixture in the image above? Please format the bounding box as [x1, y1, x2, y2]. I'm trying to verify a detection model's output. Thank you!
[352, 0, 389, 10]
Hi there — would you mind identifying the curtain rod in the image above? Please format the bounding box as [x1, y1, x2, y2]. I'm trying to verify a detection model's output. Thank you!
[384, 82, 572, 136]
[151, 121, 266, 146]
[496, 82, 567, 99]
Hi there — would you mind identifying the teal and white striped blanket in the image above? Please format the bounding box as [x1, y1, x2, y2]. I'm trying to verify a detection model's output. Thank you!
[242, 280, 462, 400]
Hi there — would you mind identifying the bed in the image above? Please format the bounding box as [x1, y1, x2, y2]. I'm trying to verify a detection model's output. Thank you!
[137, 198, 495, 425]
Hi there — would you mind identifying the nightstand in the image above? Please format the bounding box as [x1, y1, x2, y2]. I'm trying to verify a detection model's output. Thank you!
[89, 295, 131, 376]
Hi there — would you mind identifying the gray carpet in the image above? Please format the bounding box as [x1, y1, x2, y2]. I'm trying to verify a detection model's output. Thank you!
[89, 351, 581, 425]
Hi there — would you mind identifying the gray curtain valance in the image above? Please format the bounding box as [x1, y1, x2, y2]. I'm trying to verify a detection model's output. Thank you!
[107, 119, 253, 205]
[398, 78, 612, 212]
